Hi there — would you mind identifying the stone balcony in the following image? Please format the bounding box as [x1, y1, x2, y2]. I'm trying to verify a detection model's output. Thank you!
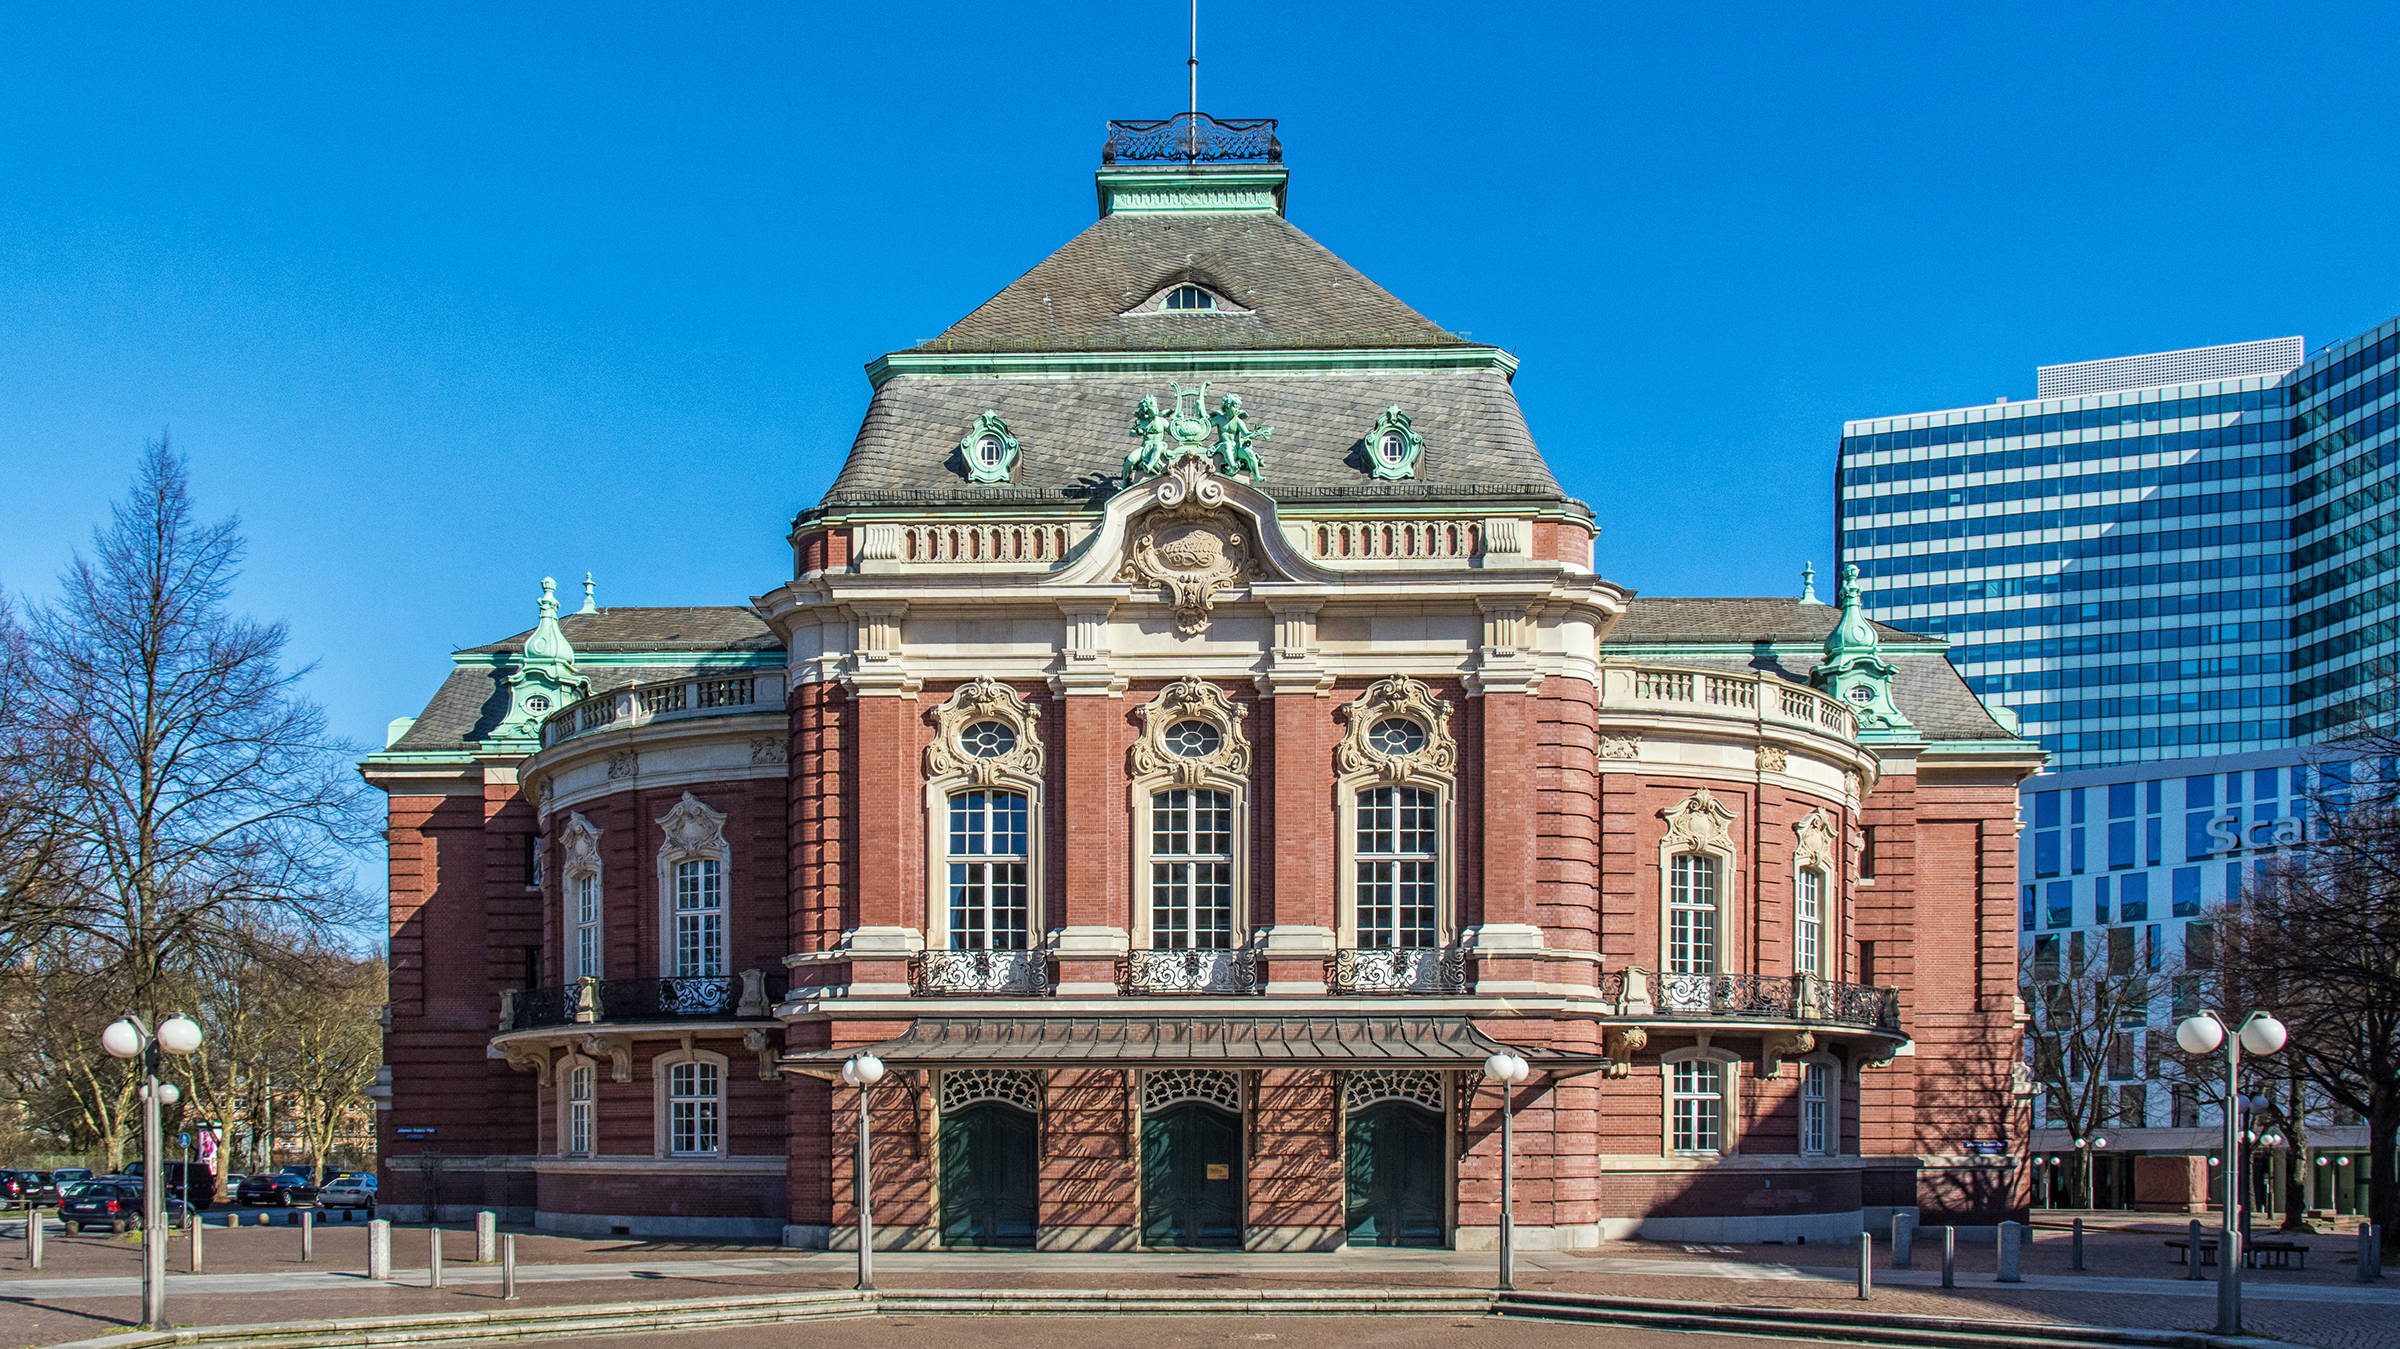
[1597, 664, 1857, 742]
[499, 972, 785, 1033]
[1599, 968, 1901, 1033]
[542, 673, 787, 749]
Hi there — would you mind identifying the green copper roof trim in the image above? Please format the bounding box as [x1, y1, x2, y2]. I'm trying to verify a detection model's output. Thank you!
[449, 650, 785, 670]
[867, 346, 1519, 389]
[357, 749, 481, 768]
[1095, 165, 1288, 218]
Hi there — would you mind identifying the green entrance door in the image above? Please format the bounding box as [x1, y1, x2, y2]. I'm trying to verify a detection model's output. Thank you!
[938, 1102, 1038, 1248]
[1345, 1100, 1445, 1247]
[1141, 1102, 1243, 1248]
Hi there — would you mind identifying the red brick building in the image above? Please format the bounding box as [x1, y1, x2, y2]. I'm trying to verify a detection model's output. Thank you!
[363, 115, 2041, 1249]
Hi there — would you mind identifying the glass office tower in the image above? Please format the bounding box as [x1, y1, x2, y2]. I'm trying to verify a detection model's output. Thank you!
[2291, 315, 2400, 740]
[1836, 336, 2302, 772]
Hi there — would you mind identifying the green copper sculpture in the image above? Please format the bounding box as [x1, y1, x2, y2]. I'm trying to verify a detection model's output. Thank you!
[1122, 382, 1268, 486]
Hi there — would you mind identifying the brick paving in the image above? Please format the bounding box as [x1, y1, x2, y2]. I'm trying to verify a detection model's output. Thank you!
[0, 1211, 2390, 1349]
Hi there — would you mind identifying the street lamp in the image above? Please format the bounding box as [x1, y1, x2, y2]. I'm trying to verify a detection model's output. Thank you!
[102, 1013, 203, 1331]
[2176, 1008, 2287, 1336]
[840, 1052, 886, 1291]
[1481, 1051, 1530, 1292]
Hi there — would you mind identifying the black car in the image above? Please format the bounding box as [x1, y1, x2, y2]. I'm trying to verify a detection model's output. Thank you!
[237, 1172, 318, 1206]
[0, 1171, 36, 1208]
[58, 1180, 187, 1234]
[122, 1160, 216, 1210]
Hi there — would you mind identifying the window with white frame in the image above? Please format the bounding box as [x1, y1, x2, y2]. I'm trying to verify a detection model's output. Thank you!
[672, 858, 725, 978]
[1800, 1061, 1832, 1156]
[1162, 283, 1217, 311]
[1355, 785, 1438, 949]
[565, 1062, 593, 1157]
[1794, 866, 1826, 978]
[1150, 788, 1234, 950]
[1669, 1057, 1727, 1154]
[1667, 854, 1719, 975]
[948, 790, 1030, 951]
[572, 872, 603, 980]
[666, 1059, 721, 1156]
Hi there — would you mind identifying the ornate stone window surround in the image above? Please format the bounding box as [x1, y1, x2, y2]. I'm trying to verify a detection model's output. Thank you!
[1332, 677, 1458, 952]
[1792, 809, 1840, 981]
[651, 1045, 731, 1159]
[559, 813, 604, 983]
[1127, 678, 1253, 952]
[655, 794, 732, 981]
[555, 1051, 598, 1158]
[920, 679, 1049, 953]
[1660, 1045, 1741, 1157]
[1657, 789, 1739, 979]
[1797, 1051, 1842, 1157]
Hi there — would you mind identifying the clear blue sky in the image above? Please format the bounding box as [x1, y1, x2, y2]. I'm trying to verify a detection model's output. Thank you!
[4, 3, 2397, 815]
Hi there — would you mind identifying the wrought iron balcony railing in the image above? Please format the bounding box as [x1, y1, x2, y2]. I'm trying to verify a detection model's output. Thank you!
[1630, 970, 1900, 1031]
[1325, 946, 1468, 995]
[910, 949, 1051, 996]
[499, 972, 784, 1032]
[1116, 948, 1260, 996]
[1102, 113, 1281, 165]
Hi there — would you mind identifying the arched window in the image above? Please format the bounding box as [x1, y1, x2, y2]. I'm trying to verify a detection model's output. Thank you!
[1800, 1060, 1834, 1156]
[564, 1061, 594, 1157]
[1162, 283, 1217, 311]
[1150, 787, 1235, 950]
[558, 812, 604, 982]
[1667, 854, 1719, 976]
[1795, 867, 1826, 979]
[948, 789, 1030, 951]
[672, 858, 725, 978]
[1355, 785, 1437, 950]
[656, 1052, 725, 1158]
[656, 794, 731, 981]
[1667, 1055, 1730, 1154]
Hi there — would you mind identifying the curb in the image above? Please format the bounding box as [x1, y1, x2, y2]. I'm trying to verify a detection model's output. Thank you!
[38, 1286, 2315, 1349]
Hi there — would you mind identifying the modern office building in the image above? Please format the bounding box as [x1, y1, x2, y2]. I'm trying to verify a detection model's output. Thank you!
[1838, 319, 2400, 1212]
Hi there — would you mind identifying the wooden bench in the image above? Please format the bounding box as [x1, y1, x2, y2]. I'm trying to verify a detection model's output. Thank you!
[2164, 1237, 2309, 1270]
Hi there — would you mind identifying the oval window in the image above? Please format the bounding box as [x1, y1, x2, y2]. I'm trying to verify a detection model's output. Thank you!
[975, 435, 1004, 469]
[1378, 430, 1408, 465]
[960, 720, 1018, 759]
[526, 695, 551, 714]
[1163, 720, 1222, 759]
[1367, 718, 1427, 757]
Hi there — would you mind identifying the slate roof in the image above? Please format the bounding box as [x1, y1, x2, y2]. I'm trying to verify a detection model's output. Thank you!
[387, 608, 777, 754]
[820, 369, 1566, 509]
[917, 212, 1471, 353]
[1603, 597, 2019, 744]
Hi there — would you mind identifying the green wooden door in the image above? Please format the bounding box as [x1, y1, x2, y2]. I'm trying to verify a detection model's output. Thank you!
[1345, 1100, 1445, 1247]
[1141, 1103, 1243, 1248]
[938, 1103, 1038, 1248]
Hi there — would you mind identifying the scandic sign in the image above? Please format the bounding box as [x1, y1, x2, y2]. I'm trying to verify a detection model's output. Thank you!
[2202, 815, 2317, 854]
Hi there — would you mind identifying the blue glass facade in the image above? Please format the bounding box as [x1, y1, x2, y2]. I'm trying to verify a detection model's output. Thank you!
[2290, 316, 2400, 739]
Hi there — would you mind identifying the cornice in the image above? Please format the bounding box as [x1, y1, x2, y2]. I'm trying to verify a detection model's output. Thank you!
[864, 345, 1521, 389]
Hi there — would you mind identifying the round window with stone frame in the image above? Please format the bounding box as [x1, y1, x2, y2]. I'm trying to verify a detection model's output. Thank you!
[1376, 430, 1409, 470]
[1367, 718, 1427, 758]
[959, 720, 1018, 760]
[1163, 720, 1222, 759]
[1845, 685, 1874, 706]
[974, 435, 1006, 472]
[526, 695, 551, 714]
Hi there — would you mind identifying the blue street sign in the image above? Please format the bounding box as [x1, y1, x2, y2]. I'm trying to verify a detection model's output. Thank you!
[178, 1132, 191, 1147]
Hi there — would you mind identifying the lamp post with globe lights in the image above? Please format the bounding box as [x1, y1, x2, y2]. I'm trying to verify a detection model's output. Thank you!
[1481, 1051, 1530, 1291]
[2176, 1008, 2287, 1335]
[101, 1013, 203, 1331]
[840, 1052, 886, 1290]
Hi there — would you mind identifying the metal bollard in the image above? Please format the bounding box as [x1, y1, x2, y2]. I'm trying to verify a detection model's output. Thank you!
[301, 1210, 315, 1263]
[1941, 1226, 1956, 1288]
[1856, 1232, 1872, 1300]
[367, 1218, 391, 1280]
[26, 1208, 42, 1271]
[500, 1233, 518, 1300]
[1997, 1220, 2022, 1283]
[475, 1210, 496, 1263]
[2072, 1217, 2085, 1271]
[2360, 1223, 2379, 1284]
[2187, 1218, 2204, 1281]
[428, 1226, 444, 1289]
[1892, 1212, 1915, 1269]
[190, 1207, 204, 1273]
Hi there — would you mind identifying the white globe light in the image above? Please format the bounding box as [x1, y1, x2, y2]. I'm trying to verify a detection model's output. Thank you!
[157, 1016, 203, 1056]
[101, 1019, 144, 1060]
[839, 1062, 859, 1086]
[2238, 1013, 2288, 1057]
[2175, 1014, 2225, 1056]
[1483, 1053, 1513, 1083]
[2208, 1157, 2220, 1167]
[156, 1082, 181, 1105]
[2094, 1138, 2110, 1149]
[1511, 1055, 1531, 1084]
[851, 1053, 885, 1086]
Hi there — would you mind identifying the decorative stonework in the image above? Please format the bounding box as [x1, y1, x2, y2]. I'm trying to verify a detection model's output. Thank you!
[657, 793, 728, 862]
[923, 678, 1046, 786]
[1761, 1029, 1817, 1079]
[1334, 677, 1457, 786]
[500, 1043, 552, 1085]
[1117, 483, 1266, 637]
[957, 410, 1020, 484]
[1142, 1067, 1242, 1113]
[940, 1068, 1042, 1114]
[1363, 405, 1424, 481]
[559, 814, 601, 907]
[1755, 744, 1788, 773]
[1660, 788, 1737, 854]
[1603, 1024, 1647, 1079]
[579, 1034, 633, 1083]
[1131, 677, 1250, 786]
[749, 737, 786, 765]
[1844, 769, 1863, 799]
[741, 1027, 781, 1081]
[1598, 733, 1641, 760]
[606, 749, 638, 780]
[1793, 809, 1839, 875]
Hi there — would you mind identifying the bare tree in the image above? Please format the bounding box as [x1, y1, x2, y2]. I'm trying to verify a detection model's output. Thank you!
[16, 442, 371, 1021]
[265, 949, 385, 1180]
[2022, 931, 2178, 1207]
[0, 586, 73, 964]
[0, 933, 146, 1169]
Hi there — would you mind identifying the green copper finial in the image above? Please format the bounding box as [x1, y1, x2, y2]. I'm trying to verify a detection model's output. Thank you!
[1812, 563, 1911, 734]
[579, 572, 598, 615]
[1800, 562, 1821, 605]
[490, 576, 590, 748]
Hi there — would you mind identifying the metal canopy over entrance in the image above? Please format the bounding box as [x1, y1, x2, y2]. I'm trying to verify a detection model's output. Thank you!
[781, 1015, 1611, 1076]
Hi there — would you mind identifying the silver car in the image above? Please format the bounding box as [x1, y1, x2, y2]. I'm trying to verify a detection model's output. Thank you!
[315, 1175, 376, 1211]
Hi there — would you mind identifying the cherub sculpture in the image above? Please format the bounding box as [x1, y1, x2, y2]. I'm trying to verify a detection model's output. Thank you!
[1209, 393, 1271, 480]
[1123, 395, 1173, 483]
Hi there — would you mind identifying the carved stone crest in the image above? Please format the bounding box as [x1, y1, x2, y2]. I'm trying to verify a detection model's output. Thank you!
[1335, 676, 1457, 785]
[1661, 787, 1737, 854]
[559, 812, 602, 885]
[1118, 488, 1265, 637]
[657, 793, 728, 865]
[749, 736, 787, 765]
[924, 677, 1045, 786]
[1756, 743, 1789, 773]
[606, 749, 638, 779]
[1793, 808, 1839, 874]
[1131, 677, 1250, 786]
[1598, 733, 1642, 760]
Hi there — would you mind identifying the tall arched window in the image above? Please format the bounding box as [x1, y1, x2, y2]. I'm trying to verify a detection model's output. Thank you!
[948, 789, 1030, 951]
[1356, 785, 1437, 949]
[657, 1053, 725, 1158]
[1794, 867, 1826, 979]
[1667, 854, 1719, 976]
[558, 813, 604, 982]
[1150, 787, 1235, 950]
[672, 858, 725, 978]
[656, 794, 731, 982]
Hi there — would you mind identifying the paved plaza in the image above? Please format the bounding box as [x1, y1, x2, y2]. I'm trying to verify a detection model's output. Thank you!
[0, 1212, 2389, 1348]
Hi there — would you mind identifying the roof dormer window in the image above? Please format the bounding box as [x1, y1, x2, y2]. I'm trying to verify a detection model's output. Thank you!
[1163, 284, 1217, 311]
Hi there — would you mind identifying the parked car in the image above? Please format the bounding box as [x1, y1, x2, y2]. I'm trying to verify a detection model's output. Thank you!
[24, 1171, 63, 1205]
[237, 1172, 319, 1207]
[49, 1168, 92, 1191]
[58, 1180, 188, 1234]
[315, 1176, 375, 1211]
[121, 1160, 216, 1210]
[0, 1171, 37, 1208]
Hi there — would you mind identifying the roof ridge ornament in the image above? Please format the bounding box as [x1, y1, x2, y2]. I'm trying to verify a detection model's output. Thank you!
[1811, 564, 1912, 734]
[491, 577, 591, 747]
